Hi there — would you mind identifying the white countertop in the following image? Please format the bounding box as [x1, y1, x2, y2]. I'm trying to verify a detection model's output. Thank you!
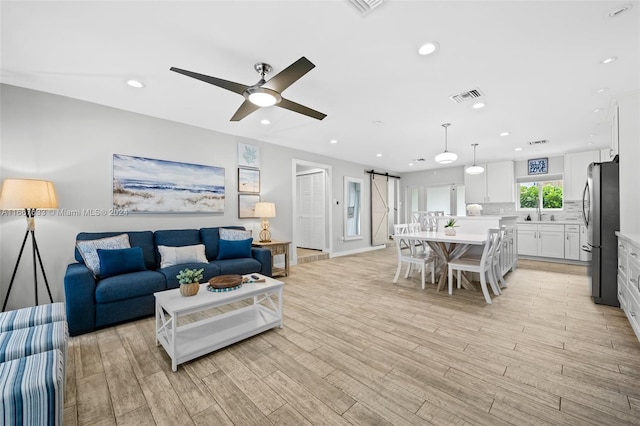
[440, 215, 518, 220]
[517, 220, 584, 225]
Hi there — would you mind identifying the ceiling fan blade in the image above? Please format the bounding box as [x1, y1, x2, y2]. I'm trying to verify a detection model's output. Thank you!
[277, 98, 326, 121]
[170, 67, 248, 95]
[230, 100, 260, 121]
[262, 57, 315, 93]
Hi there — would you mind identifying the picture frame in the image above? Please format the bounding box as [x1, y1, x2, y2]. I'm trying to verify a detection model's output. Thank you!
[238, 194, 260, 218]
[238, 143, 260, 168]
[528, 158, 548, 175]
[238, 168, 260, 193]
[112, 154, 225, 213]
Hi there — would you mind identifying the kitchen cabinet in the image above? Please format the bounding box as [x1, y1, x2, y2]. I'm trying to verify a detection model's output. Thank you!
[564, 150, 600, 200]
[464, 160, 514, 204]
[616, 233, 640, 342]
[579, 225, 590, 261]
[517, 223, 564, 259]
[564, 224, 580, 260]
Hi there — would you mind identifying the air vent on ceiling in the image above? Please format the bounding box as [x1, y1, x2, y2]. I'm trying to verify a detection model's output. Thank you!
[449, 88, 484, 104]
[528, 139, 548, 145]
[347, 0, 383, 16]
[414, 158, 426, 162]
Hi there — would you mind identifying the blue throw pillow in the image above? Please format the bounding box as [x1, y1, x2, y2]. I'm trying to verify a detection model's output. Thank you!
[97, 247, 146, 278]
[217, 238, 253, 260]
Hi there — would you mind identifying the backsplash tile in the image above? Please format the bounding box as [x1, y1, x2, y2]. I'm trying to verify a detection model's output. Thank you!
[476, 200, 583, 222]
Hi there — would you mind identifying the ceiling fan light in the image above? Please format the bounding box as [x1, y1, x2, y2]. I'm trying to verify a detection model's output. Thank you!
[248, 92, 277, 107]
[435, 151, 457, 164]
[465, 165, 485, 175]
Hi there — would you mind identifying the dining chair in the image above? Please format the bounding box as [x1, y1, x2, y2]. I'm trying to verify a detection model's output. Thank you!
[490, 226, 508, 292]
[447, 228, 501, 303]
[393, 224, 409, 251]
[426, 210, 445, 231]
[392, 235, 435, 290]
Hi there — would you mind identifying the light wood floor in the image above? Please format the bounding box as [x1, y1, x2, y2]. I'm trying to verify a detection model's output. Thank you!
[63, 247, 640, 425]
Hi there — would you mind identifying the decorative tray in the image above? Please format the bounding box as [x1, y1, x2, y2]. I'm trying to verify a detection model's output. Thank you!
[207, 274, 242, 292]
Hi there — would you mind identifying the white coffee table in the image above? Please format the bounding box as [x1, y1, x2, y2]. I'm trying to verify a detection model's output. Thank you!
[154, 274, 283, 371]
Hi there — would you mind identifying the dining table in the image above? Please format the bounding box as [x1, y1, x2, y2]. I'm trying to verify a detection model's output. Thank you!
[397, 231, 488, 292]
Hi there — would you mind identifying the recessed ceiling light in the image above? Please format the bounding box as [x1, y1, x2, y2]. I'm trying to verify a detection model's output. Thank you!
[330, 139, 338, 144]
[127, 79, 145, 88]
[376, 153, 382, 157]
[596, 87, 609, 94]
[418, 41, 439, 55]
[600, 57, 617, 64]
[472, 102, 486, 109]
[408, 163, 414, 166]
[514, 147, 523, 152]
[260, 119, 270, 125]
[373, 120, 384, 125]
[500, 131, 510, 137]
[608, 4, 633, 18]
[593, 108, 603, 113]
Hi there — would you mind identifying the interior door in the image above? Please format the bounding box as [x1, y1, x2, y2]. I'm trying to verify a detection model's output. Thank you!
[297, 171, 325, 250]
[371, 174, 389, 245]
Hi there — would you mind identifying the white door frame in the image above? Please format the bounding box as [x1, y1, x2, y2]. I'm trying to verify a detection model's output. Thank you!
[291, 159, 333, 265]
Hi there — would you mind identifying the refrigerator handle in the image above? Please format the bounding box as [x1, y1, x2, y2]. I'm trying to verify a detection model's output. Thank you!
[581, 181, 589, 229]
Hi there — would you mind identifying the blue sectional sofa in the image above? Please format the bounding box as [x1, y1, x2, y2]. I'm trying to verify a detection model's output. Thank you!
[63, 226, 271, 336]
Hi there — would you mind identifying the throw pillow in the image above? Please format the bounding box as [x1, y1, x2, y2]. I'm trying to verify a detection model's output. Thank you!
[217, 238, 253, 260]
[97, 247, 146, 279]
[158, 244, 208, 268]
[219, 228, 252, 241]
[76, 234, 131, 277]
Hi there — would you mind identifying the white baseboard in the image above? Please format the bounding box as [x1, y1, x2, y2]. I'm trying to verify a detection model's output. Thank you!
[330, 245, 386, 258]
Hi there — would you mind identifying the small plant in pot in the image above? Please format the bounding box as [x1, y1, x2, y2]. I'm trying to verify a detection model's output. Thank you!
[443, 219, 459, 236]
[177, 268, 204, 297]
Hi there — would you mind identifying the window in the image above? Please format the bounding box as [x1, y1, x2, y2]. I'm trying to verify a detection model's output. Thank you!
[517, 175, 563, 210]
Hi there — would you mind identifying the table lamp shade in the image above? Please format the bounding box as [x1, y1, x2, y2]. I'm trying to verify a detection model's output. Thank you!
[254, 202, 276, 218]
[0, 179, 58, 209]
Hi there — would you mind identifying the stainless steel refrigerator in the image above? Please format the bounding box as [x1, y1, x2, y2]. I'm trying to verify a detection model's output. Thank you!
[582, 159, 620, 307]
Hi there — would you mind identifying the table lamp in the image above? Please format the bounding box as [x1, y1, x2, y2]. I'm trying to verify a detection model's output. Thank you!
[254, 202, 276, 242]
[0, 178, 58, 310]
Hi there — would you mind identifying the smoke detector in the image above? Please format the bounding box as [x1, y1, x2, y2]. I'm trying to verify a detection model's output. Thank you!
[449, 88, 484, 104]
[528, 139, 548, 145]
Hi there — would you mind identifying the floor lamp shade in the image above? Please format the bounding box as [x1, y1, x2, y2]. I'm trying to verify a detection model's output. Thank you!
[0, 178, 58, 311]
[0, 179, 58, 209]
[254, 202, 276, 242]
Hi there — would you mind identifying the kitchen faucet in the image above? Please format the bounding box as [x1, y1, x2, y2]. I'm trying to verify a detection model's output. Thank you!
[536, 204, 542, 221]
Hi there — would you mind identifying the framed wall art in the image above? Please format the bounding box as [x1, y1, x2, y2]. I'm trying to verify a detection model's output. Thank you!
[238, 194, 260, 218]
[238, 168, 260, 193]
[527, 158, 548, 175]
[112, 154, 225, 213]
[238, 143, 260, 168]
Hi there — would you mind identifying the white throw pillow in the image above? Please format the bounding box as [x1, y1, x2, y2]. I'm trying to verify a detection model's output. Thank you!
[219, 228, 252, 241]
[158, 244, 208, 268]
[76, 234, 131, 277]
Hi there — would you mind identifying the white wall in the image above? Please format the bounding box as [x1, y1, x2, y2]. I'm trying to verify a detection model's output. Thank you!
[0, 84, 375, 310]
[398, 166, 465, 220]
[618, 90, 640, 241]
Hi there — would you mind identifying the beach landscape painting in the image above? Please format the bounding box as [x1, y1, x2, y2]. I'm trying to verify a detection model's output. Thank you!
[113, 154, 225, 213]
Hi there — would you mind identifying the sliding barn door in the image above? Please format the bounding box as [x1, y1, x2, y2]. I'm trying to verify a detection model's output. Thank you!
[371, 174, 389, 246]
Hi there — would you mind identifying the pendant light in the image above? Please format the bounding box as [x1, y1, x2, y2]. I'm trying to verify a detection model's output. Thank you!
[434, 123, 457, 164]
[465, 143, 485, 174]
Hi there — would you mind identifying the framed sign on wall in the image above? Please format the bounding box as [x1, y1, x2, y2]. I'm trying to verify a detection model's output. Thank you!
[528, 158, 548, 175]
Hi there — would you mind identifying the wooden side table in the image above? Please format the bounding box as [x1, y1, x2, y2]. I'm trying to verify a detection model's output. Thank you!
[252, 240, 291, 278]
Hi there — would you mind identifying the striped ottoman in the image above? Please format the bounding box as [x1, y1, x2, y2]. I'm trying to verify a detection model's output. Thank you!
[0, 349, 64, 426]
[0, 322, 68, 364]
[0, 303, 66, 333]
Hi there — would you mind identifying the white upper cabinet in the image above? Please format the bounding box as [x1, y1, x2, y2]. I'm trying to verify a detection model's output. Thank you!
[563, 150, 600, 200]
[465, 160, 514, 204]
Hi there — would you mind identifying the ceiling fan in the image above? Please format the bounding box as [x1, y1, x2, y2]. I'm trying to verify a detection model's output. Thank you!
[170, 57, 326, 121]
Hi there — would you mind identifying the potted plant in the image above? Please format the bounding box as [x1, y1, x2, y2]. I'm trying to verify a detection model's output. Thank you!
[177, 268, 204, 297]
[443, 219, 459, 236]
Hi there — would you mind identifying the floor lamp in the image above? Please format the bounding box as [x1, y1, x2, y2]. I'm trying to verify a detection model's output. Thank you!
[0, 179, 58, 311]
